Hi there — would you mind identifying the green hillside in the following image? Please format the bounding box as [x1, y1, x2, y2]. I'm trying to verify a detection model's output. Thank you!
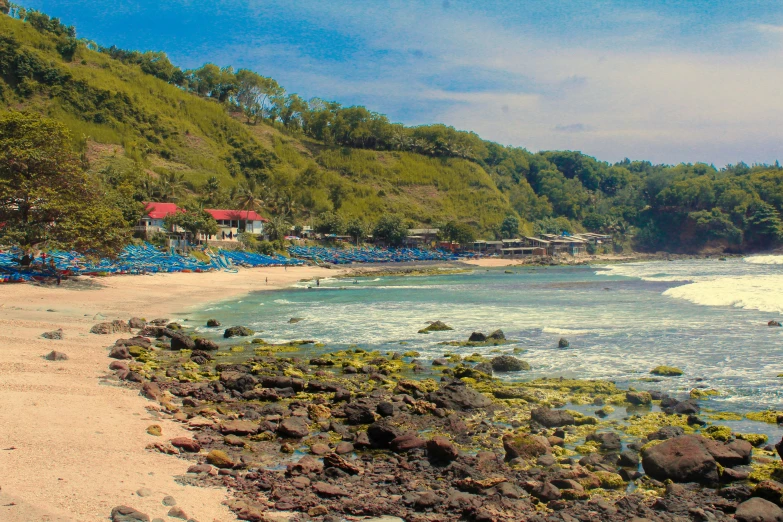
[1, 7, 782, 253]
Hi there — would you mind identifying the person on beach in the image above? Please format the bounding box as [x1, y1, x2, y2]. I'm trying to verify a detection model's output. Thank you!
[316, 278, 320, 287]
[265, 277, 268, 285]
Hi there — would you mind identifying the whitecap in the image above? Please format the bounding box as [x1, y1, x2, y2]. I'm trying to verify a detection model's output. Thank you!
[663, 275, 783, 314]
[541, 327, 597, 335]
[744, 255, 783, 265]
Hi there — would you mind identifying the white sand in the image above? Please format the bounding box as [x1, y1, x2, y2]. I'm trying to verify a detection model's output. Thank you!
[0, 265, 341, 522]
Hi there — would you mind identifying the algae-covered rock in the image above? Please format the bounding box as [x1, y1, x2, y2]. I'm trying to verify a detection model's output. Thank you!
[641, 435, 719, 485]
[502, 432, 551, 461]
[690, 388, 720, 399]
[490, 355, 530, 372]
[593, 471, 625, 490]
[746, 411, 783, 424]
[531, 407, 575, 428]
[418, 320, 453, 333]
[650, 365, 683, 376]
[558, 338, 570, 348]
[223, 326, 254, 338]
[703, 425, 732, 442]
[206, 449, 234, 468]
[206, 319, 221, 327]
[736, 432, 769, 447]
[626, 391, 652, 405]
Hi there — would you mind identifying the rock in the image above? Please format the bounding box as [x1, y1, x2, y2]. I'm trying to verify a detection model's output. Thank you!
[194, 338, 219, 351]
[91, 320, 132, 335]
[41, 329, 63, 340]
[170, 437, 200, 452]
[648, 426, 685, 441]
[310, 443, 330, 455]
[128, 318, 146, 329]
[426, 381, 492, 411]
[44, 350, 68, 361]
[206, 449, 234, 468]
[206, 319, 221, 327]
[169, 333, 195, 350]
[427, 436, 459, 463]
[109, 345, 132, 360]
[220, 371, 258, 393]
[323, 453, 362, 475]
[587, 431, 622, 451]
[221, 420, 259, 436]
[136, 488, 152, 497]
[313, 481, 349, 497]
[488, 329, 506, 340]
[414, 491, 440, 510]
[641, 435, 719, 485]
[390, 434, 426, 452]
[376, 401, 395, 417]
[532, 482, 561, 502]
[490, 355, 529, 372]
[161, 496, 176, 507]
[140, 382, 161, 401]
[146, 425, 162, 437]
[335, 441, 354, 454]
[279, 417, 309, 438]
[190, 350, 212, 365]
[673, 399, 700, 415]
[650, 365, 683, 376]
[735, 497, 783, 522]
[223, 326, 254, 338]
[558, 337, 570, 348]
[474, 361, 494, 375]
[419, 320, 453, 333]
[431, 358, 449, 366]
[503, 432, 550, 460]
[769, 321, 782, 327]
[344, 403, 376, 425]
[754, 480, 783, 506]
[531, 407, 575, 428]
[288, 317, 304, 324]
[626, 391, 652, 405]
[367, 421, 401, 448]
[167, 506, 188, 520]
[468, 332, 487, 342]
[110, 506, 150, 522]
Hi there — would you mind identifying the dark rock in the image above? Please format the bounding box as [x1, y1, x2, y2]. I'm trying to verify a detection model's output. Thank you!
[335, 441, 354, 454]
[261, 376, 304, 391]
[194, 338, 219, 351]
[141, 382, 161, 401]
[673, 399, 700, 415]
[44, 350, 68, 361]
[586, 431, 622, 451]
[419, 320, 453, 333]
[647, 426, 685, 441]
[223, 326, 254, 338]
[390, 434, 426, 453]
[431, 358, 449, 366]
[110, 506, 150, 522]
[503, 432, 550, 460]
[279, 417, 309, 438]
[312, 481, 349, 497]
[91, 320, 131, 335]
[474, 361, 493, 375]
[776, 437, 783, 461]
[753, 480, 783, 506]
[169, 333, 195, 350]
[490, 355, 529, 372]
[687, 414, 707, 426]
[220, 420, 259, 436]
[427, 436, 459, 463]
[531, 407, 575, 428]
[769, 321, 782, 327]
[109, 345, 132, 360]
[558, 337, 569, 348]
[161, 496, 176, 507]
[128, 318, 146, 329]
[426, 381, 492, 411]
[41, 328, 63, 340]
[619, 450, 640, 467]
[323, 453, 362, 475]
[532, 482, 561, 502]
[220, 371, 258, 393]
[367, 421, 401, 448]
[344, 402, 376, 425]
[206, 319, 221, 327]
[167, 507, 188, 520]
[170, 437, 200, 453]
[376, 401, 394, 417]
[109, 361, 128, 372]
[487, 329, 506, 340]
[190, 350, 212, 365]
[735, 497, 783, 522]
[468, 332, 487, 342]
[288, 317, 304, 324]
[641, 435, 719, 485]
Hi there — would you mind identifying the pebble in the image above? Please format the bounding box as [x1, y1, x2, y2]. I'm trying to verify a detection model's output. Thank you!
[135, 488, 152, 497]
[162, 495, 176, 506]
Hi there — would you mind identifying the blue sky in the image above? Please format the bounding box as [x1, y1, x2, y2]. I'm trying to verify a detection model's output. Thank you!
[17, 0, 783, 166]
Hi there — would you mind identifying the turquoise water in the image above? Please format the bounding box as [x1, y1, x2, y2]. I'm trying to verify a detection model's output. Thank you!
[183, 257, 783, 431]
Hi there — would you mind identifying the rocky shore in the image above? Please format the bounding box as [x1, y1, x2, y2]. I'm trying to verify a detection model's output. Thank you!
[100, 318, 783, 522]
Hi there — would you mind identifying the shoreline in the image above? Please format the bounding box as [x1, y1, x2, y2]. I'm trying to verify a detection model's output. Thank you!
[0, 265, 343, 522]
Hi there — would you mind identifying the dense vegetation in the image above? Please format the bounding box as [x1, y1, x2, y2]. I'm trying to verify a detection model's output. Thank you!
[0, 6, 781, 254]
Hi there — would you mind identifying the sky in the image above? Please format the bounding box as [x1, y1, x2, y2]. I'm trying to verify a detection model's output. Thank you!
[17, 0, 783, 166]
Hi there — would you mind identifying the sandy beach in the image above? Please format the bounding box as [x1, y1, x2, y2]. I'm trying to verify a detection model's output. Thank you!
[0, 265, 341, 522]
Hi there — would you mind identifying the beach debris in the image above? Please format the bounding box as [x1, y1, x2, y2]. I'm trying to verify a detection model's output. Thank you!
[206, 318, 221, 327]
[490, 355, 529, 372]
[90, 320, 131, 335]
[223, 325, 254, 338]
[41, 328, 63, 340]
[44, 350, 68, 361]
[558, 337, 570, 348]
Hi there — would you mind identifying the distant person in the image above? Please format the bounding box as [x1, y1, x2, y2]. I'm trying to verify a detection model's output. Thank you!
[316, 278, 320, 287]
[20, 254, 32, 267]
[265, 277, 268, 285]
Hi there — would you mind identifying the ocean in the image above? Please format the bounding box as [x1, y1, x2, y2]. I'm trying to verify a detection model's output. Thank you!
[183, 255, 783, 439]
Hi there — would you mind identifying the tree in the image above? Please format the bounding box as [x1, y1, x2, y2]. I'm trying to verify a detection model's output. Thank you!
[746, 203, 782, 247]
[345, 218, 369, 244]
[234, 179, 265, 222]
[443, 221, 476, 244]
[373, 215, 408, 246]
[164, 207, 218, 242]
[500, 215, 520, 239]
[314, 211, 345, 235]
[0, 112, 129, 256]
[264, 215, 291, 241]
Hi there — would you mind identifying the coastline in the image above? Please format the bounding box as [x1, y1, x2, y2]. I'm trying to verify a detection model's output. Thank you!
[0, 265, 342, 522]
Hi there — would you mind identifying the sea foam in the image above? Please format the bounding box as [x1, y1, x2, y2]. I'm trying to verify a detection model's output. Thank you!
[663, 275, 783, 314]
[744, 255, 783, 265]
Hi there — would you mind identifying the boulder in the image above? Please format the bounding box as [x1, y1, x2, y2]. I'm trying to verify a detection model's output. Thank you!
[558, 338, 569, 348]
[503, 432, 551, 461]
[141, 382, 161, 401]
[586, 431, 622, 452]
[390, 434, 426, 453]
[673, 399, 700, 415]
[754, 480, 783, 506]
[641, 435, 719, 485]
[220, 371, 258, 393]
[735, 497, 783, 522]
[376, 401, 394, 417]
[206, 319, 221, 327]
[91, 320, 131, 335]
[170, 437, 200, 453]
[128, 317, 146, 329]
[223, 326, 254, 338]
[426, 436, 459, 463]
[110, 506, 150, 522]
[279, 417, 309, 438]
[426, 381, 492, 411]
[344, 402, 376, 425]
[431, 358, 449, 366]
[169, 333, 195, 350]
[769, 321, 782, 327]
[221, 420, 259, 436]
[206, 449, 234, 468]
[367, 421, 402, 448]
[468, 332, 487, 342]
[487, 329, 506, 340]
[44, 350, 68, 361]
[701, 437, 749, 467]
[647, 426, 685, 441]
[419, 320, 453, 333]
[531, 407, 575, 428]
[626, 391, 652, 405]
[41, 328, 63, 340]
[490, 355, 529, 372]
[193, 338, 218, 351]
[190, 350, 212, 365]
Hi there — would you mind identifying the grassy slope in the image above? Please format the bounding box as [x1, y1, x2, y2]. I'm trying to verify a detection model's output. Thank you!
[0, 14, 514, 230]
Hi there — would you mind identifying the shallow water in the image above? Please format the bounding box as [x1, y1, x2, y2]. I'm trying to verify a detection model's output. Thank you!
[183, 256, 783, 431]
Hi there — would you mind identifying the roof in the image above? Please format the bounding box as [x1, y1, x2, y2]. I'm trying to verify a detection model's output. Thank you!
[525, 237, 551, 244]
[144, 202, 181, 219]
[408, 228, 439, 235]
[206, 209, 268, 222]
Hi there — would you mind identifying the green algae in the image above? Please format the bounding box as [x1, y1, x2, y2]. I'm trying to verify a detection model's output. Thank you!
[650, 365, 683, 376]
[746, 410, 783, 424]
[703, 425, 732, 442]
[690, 388, 720, 399]
[736, 433, 769, 447]
[623, 412, 693, 438]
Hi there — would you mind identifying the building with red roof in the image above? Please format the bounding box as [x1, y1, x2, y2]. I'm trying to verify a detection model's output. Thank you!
[135, 203, 267, 242]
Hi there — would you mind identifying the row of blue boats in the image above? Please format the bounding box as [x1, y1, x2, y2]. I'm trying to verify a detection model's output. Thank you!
[287, 246, 471, 264]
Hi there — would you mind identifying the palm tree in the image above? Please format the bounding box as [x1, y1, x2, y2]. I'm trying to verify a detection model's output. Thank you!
[234, 179, 266, 226]
[265, 215, 291, 241]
